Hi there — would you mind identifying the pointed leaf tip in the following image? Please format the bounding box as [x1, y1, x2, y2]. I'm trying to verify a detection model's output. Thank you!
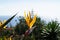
[0, 12, 18, 29]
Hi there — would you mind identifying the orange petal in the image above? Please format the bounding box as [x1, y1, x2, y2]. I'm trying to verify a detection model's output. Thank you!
[29, 15, 36, 29]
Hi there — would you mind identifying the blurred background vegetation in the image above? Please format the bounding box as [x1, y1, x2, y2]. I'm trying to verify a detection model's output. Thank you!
[0, 11, 60, 40]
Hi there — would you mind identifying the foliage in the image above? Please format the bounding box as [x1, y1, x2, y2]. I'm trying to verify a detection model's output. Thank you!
[14, 16, 28, 35]
[0, 11, 60, 40]
[0, 13, 17, 40]
[42, 21, 60, 40]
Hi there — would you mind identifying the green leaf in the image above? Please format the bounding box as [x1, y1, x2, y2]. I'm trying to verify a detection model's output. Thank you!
[0, 13, 18, 29]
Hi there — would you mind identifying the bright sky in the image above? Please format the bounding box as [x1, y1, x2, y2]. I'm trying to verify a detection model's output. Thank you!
[0, 0, 60, 21]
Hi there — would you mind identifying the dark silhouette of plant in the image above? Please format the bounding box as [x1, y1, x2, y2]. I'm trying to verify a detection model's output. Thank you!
[0, 13, 17, 29]
[14, 16, 28, 35]
[32, 17, 45, 40]
[0, 13, 17, 39]
[42, 21, 60, 40]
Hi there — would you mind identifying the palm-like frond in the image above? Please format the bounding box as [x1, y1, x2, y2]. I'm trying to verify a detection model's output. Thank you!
[42, 21, 60, 40]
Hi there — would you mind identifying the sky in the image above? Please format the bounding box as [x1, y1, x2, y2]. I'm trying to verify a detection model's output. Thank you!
[0, 0, 60, 21]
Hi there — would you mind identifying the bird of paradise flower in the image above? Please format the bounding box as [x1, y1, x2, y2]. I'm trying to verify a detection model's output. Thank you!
[24, 11, 36, 29]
